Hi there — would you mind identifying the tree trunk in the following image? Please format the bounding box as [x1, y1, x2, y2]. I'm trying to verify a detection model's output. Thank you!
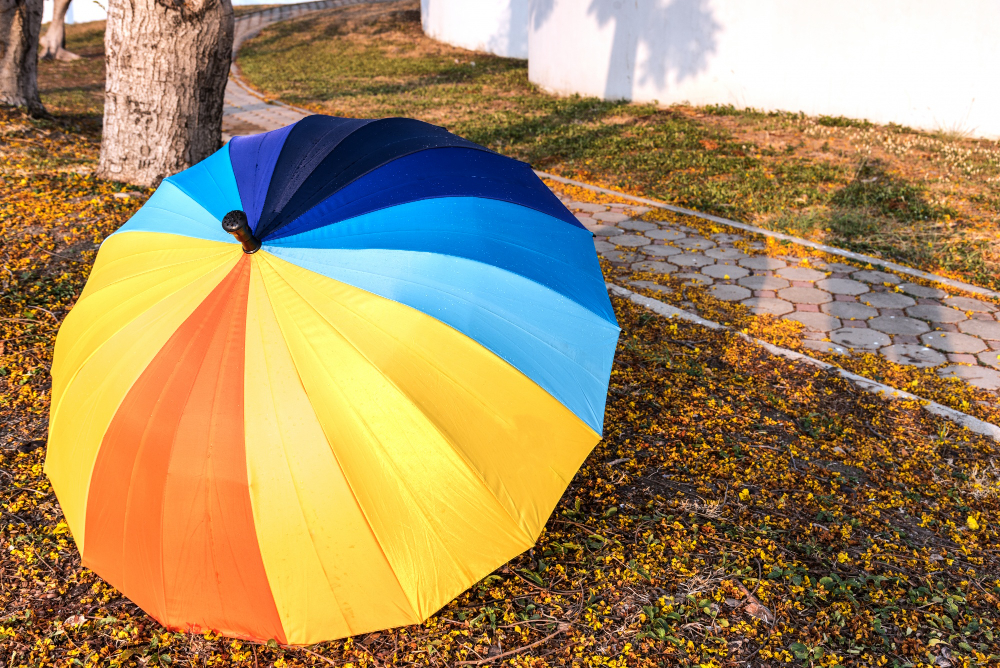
[97, 0, 234, 187]
[0, 0, 44, 113]
[40, 0, 80, 61]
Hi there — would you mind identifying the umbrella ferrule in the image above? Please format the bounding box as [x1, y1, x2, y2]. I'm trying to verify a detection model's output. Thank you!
[222, 210, 262, 254]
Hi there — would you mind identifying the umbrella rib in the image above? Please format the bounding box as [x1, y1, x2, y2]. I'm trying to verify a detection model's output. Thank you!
[275, 250, 615, 386]
[256, 259, 428, 622]
[260, 257, 535, 569]
[267, 224, 614, 322]
[254, 305, 390, 635]
[50, 253, 239, 424]
[74, 246, 236, 307]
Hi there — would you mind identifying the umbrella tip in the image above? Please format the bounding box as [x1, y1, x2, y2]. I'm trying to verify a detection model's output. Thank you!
[222, 210, 262, 254]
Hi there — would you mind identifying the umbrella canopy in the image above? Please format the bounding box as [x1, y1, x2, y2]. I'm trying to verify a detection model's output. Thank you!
[45, 116, 619, 645]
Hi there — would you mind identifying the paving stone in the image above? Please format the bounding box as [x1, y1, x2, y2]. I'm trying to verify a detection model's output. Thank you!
[631, 261, 677, 274]
[676, 273, 713, 286]
[745, 242, 767, 250]
[905, 304, 968, 324]
[812, 261, 859, 273]
[575, 213, 595, 224]
[602, 250, 641, 263]
[739, 257, 787, 271]
[740, 297, 794, 316]
[943, 296, 997, 313]
[702, 264, 749, 280]
[629, 280, 672, 295]
[802, 340, 850, 355]
[840, 320, 869, 329]
[590, 225, 623, 237]
[948, 353, 979, 365]
[644, 244, 682, 257]
[594, 240, 616, 252]
[777, 266, 826, 282]
[900, 282, 947, 299]
[938, 365, 1000, 391]
[673, 237, 716, 250]
[705, 247, 747, 261]
[627, 206, 652, 215]
[738, 275, 790, 291]
[829, 328, 891, 349]
[919, 331, 987, 354]
[709, 284, 752, 301]
[867, 315, 931, 335]
[861, 292, 916, 309]
[978, 350, 1000, 369]
[777, 286, 832, 305]
[796, 303, 820, 312]
[822, 301, 878, 320]
[569, 202, 607, 212]
[783, 312, 841, 331]
[880, 344, 947, 368]
[645, 229, 686, 241]
[711, 233, 743, 243]
[851, 270, 901, 285]
[757, 290, 777, 299]
[593, 211, 630, 223]
[958, 319, 1000, 340]
[613, 234, 652, 247]
[816, 278, 869, 296]
[618, 220, 658, 231]
[672, 253, 715, 268]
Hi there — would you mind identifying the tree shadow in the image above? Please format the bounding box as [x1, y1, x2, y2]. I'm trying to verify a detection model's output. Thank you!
[533, 0, 720, 100]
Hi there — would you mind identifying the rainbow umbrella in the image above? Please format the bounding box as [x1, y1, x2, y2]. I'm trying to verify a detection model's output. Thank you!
[45, 116, 619, 644]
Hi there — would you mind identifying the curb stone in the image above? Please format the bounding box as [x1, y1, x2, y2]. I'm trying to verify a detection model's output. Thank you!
[608, 283, 1000, 442]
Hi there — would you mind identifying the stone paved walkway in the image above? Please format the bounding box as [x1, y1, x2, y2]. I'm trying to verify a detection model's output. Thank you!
[220, 1, 1000, 395]
[562, 196, 1000, 391]
[223, 0, 392, 139]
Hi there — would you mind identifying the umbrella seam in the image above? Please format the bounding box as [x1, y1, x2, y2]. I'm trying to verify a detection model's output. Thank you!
[254, 256, 421, 625]
[267, 247, 615, 429]
[258, 255, 535, 610]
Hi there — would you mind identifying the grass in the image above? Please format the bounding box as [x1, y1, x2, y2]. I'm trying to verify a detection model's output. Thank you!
[237, 0, 1000, 291]
[3, 119, 1000, 666]
[3, 104, 1000, 667]
[36, 21, 106, 124]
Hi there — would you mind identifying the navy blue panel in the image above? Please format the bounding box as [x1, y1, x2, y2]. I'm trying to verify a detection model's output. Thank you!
[228, 122, 297, 233]
[268, 148, 583, 241]
[258, 117, 490, 239]
[257, 115, 375, 238]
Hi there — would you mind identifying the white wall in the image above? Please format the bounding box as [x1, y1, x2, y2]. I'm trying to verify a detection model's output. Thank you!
[528, 0, 1000, 138]
[421, 0, 528, 59]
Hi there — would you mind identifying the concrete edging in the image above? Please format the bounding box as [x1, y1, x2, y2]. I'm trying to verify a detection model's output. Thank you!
[608, 283, 1000, 442]
[541, 171, 1000, 300]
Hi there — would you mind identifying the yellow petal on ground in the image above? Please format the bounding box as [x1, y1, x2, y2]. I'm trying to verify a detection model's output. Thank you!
[45, 231, 240, 552]
[256, 252, 598, 620]
[243, 259, 416, 644]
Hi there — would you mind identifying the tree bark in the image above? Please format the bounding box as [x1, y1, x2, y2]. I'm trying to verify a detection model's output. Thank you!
[97, 0, 234, 187]
[0, 0, 44, 113]
[40, 0, 80, 61]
